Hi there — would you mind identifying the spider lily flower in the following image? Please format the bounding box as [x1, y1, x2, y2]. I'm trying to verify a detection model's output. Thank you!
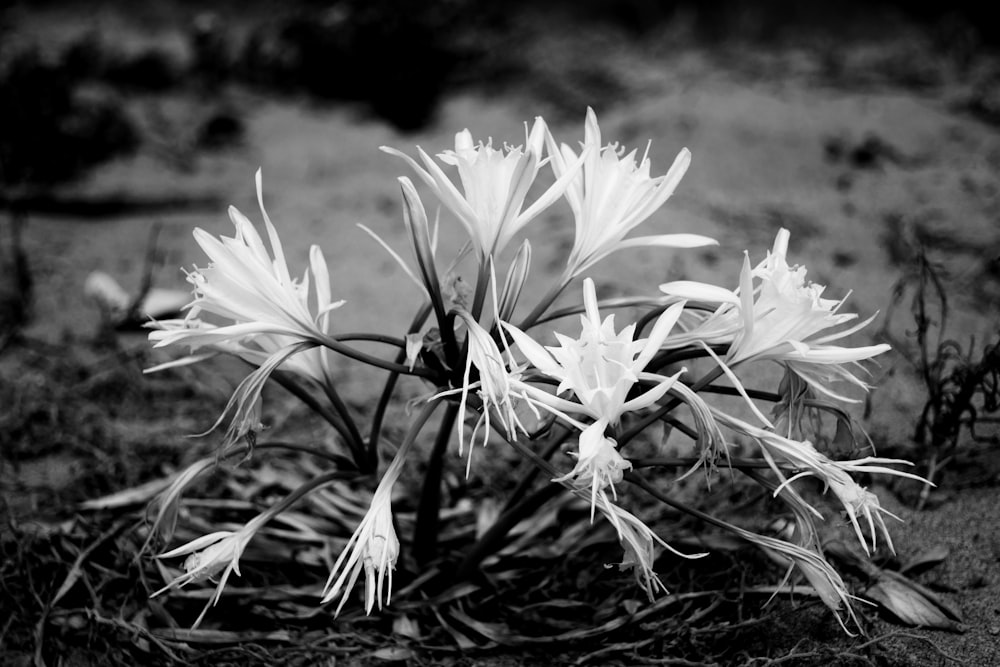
[156, 471, 342, 627]
[714, 409, 923, 554]
[151, 171, 343, 350]
[742, 526, 860, 634]
[437, 308, 532, 471]
[591, 492, 707, 600]
[667, 380, 728, 481]
[153, 527, 257, 628]
[552, 419, 632, 520]
[322, 450, 405, 614]
[660, 228, 890, 404]
[545, 107, 715, 279]
[381, 118, 584, 259]
[503, 278, 687, 426]
[148, 171, 344, 449]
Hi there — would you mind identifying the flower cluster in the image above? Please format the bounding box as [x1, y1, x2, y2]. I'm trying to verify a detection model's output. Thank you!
[147, 107, 914, 635]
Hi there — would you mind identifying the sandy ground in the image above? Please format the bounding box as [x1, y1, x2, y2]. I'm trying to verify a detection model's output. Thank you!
[4, 5, 1000, 665]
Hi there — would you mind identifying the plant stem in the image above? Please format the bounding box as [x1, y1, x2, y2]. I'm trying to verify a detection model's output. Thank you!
[246, 469, 359, 533]
[631, 456, 798, 471]
[329, 333, 407, 348]
[317, 369, 369, 471]
[624, 470, 738, 534]
[317, 333, 439, 380]
[699, 385, 781, 402]
[227, 440, 357, 470]
[412, 402, 459, 565]
[367, 303, 432, 466]
[470, 255, 492, 322]
[647, 344, 729, 372]
[517, 275, 569, 330]
[618, 366, 725, 447]
[271, 371, 354, 446]
[503, 425, 573, 512]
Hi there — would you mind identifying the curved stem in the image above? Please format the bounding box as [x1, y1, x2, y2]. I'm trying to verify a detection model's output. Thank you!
[660, 415, 698, 440]
[502, 425, 573, 512]
[647, 345, 728, 372]
[412, 402, 460, 565]
[316, 332, 439, 380]
[631, 456, 798, 471]
[227, 440, 357, 470]
[367, 303, 433, 465]
[699, 385, 781, 402]
[271, 371, 356, 448]
[517, 276, 570, 330]
[618, 366, 725, 447]
[317, 369, 369, 472]
[245, 469, 360, 533]
[329, 333, 407, 348]
[634, 304, 669, 339]
[624, 470, 741, 534]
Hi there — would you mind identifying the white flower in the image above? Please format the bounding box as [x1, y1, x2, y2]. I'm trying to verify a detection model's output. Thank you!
[153, 528, 256, 628]
[503, 278, 686, 426]
[591, 492, 706, 600]
[546, 107, 715, 278]
[552, 419, 632, 519]
[381, 118, 582, 258]
[714, 409, 923, 554]
[322, 456, 403, 614]
[436, 308, 534, 472]
[745, 526, 859, 634]
[661, 228, 890, 404]
[147, 171, 343, 449]
[150, 171, 342, 351]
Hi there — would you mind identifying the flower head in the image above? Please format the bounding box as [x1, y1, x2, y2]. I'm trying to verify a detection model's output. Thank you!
[552, 419, 632, 520]
[382, 119, 581, 258]
[661, 228, 890, 403]
[150, 170, 342, 352]
[503, 278, 686, 426]
[148, 171, 342, 450]
[714, 409, 923, 554]
[546, 107, 715, 278]
[322, 454, 404, 614]
[153, 528, 255, 628]
[591, 492, 706, 600]
[434, 308, 535, 473]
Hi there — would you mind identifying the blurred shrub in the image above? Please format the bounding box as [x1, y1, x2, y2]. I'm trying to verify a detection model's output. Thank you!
[0, 48, 138, 190]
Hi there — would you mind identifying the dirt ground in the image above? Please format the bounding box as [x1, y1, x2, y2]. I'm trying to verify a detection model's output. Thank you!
[2, 2, 999, 665]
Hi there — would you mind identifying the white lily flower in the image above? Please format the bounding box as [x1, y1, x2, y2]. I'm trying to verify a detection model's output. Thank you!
[381, 118, 583, 258]
[546, 107, 715, 278]
[660, 228, 890, 404]
[503, 278, 686, 426]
